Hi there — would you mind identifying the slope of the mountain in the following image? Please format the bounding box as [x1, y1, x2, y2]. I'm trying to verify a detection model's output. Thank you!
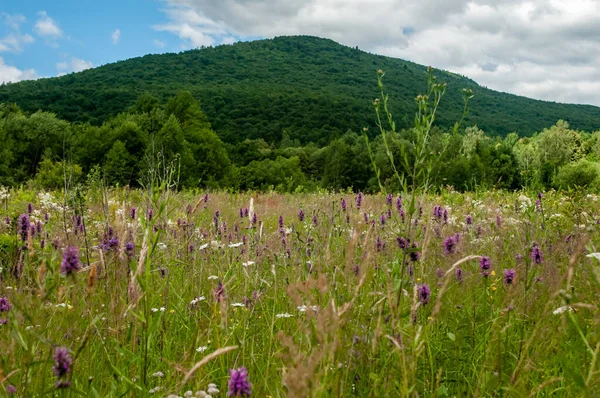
[0, 35, 599, 144]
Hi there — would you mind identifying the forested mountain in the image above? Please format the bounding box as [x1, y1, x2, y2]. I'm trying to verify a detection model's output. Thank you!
[1, 35, 599, 145]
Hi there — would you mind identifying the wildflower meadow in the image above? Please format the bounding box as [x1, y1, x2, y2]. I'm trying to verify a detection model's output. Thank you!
[1, 185, 600, 397]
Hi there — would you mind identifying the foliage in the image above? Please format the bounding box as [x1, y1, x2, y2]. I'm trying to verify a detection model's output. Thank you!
[0, 188, 599, 396]
[1, 36, 600, 143]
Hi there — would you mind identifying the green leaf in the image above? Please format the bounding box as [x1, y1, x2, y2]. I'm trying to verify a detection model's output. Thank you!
[447, 332, 456, 342]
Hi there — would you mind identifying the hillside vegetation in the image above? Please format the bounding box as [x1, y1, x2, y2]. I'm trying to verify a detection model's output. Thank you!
[1, 36, 600, 144]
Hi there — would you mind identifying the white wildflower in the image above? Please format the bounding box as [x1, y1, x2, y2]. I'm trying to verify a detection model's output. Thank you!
[553, 306, 573, 315]
[196, 346, 208, 353]
[242, 261, 255, 267]
[276, 313, 293, 318]
[586, 253, 600, 261]
[228, 242, 244, 248]
[231, 302, 245, 307]
[207, 275, 219, 280]
[152, 371, 165, 378]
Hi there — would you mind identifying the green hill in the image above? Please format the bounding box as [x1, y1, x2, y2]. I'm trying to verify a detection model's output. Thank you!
[1, 35, 599, 144]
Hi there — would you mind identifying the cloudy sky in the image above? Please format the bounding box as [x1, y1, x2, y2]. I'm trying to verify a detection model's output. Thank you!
[1, 0, 599, 106]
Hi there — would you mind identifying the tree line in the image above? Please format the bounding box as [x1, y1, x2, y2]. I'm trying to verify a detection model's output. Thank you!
[1, 92, 599, 192]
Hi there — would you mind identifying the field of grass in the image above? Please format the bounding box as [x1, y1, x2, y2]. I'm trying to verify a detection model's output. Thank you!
[1, 186, 600, 397]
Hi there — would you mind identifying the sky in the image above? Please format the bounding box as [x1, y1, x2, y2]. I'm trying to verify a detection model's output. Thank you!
[1, 0, 600, 106]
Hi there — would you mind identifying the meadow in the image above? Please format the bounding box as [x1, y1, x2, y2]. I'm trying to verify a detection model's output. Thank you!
[0, 185, 599, 397]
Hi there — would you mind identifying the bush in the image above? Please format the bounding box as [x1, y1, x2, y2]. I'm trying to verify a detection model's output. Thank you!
[553, 159, 599, 189]
[34, 158, 83, 189]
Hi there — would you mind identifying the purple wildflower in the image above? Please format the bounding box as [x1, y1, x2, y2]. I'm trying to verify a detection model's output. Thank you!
[5, 385, 16, 395]
[409, 243, 421, 262]
[443, 209, 448, 224]
[531, 245, 543, 264]
[125, 242, 134, 258]
[203, 193, 209, 203]
[278, 215, 284, 229]
[341, 198, 347, 212]
[298, 209, 305, 222]
[435, 268, 444, 278]
[418, 284, 431, 304]
[251, 212, 257, 226]
[503, 269, 516, 285]
[466, 215, 473, 225]
[27, 203, 33, 214]
[17, 214, 30, 242]
[379, 214, 386, 225]
[396, 236, 408, 249]
[496, 215, 503, 227]
[147, 208, 153, 221]
[53, 346, 72, 381]
[376, 236, 385, 252]
[356, 192, 363, 209]
[443, 235, 456, 255]
[4, 215, 9, 226]
[312, 213, 318, 226]
[228, 366, 252, 397]
[214, 280, 226, 303]
[395, 195, 403, 212]
[386, 193, 393, 206]
[455, 267, 463, 282]
[479, 256, 492, 277]
[0, 297, 11, 312]
[60, 246, 80, 275]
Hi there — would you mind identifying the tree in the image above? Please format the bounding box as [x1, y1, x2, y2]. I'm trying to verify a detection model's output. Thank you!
[104, 140, 133, 186]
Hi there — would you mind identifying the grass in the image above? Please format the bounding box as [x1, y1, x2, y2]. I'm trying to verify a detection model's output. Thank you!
[0, 186, 599, 397]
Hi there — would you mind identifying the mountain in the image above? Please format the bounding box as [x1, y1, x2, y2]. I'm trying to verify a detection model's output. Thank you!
[1, 35, 599, 144]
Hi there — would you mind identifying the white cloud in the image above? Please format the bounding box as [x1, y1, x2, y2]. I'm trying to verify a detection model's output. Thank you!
[153, 39, 166, 48]
[34, 11, 62, 38]
[0, 33, 35, 53]
[1, 13, 26, 30]
[0, 57, 37, 83]
[112, 28, 121, 45]
[0, 13, 34, 53]
[56, 57, 93, 74]
[157, 0, 600, 106]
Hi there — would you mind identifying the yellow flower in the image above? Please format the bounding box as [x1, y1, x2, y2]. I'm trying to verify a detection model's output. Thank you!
[169, 309, 175, 314]
[417, 278, 421, 282]
[491, 270, 496, 276]
[491, 286, 497, 291]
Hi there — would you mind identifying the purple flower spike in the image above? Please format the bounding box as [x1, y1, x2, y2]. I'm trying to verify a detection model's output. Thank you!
[479, 256, 492, 277]
[53, 346, 72, 385]
[418, 284, 431, 304]
[60, 246, 80, 275]
[341, 198, 347, 212]
[443, 235, 457, 255]
[17, 214, 30, 242]
[356, 192, 363, 209]
[531, 245, 543, 264]
[386, 193, 393, 206]
[503, 269, 516, 285]
[228, 366, 252, 397]
[0, 296, 11, 312]
[298, 209, 305, 222]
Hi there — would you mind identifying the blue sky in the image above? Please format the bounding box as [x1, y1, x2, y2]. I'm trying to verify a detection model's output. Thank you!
[0, 0, 243, 81]
[2, 0, 600, 106]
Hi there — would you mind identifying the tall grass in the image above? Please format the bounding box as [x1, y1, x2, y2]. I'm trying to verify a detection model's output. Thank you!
[0, 186, 599, 396]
